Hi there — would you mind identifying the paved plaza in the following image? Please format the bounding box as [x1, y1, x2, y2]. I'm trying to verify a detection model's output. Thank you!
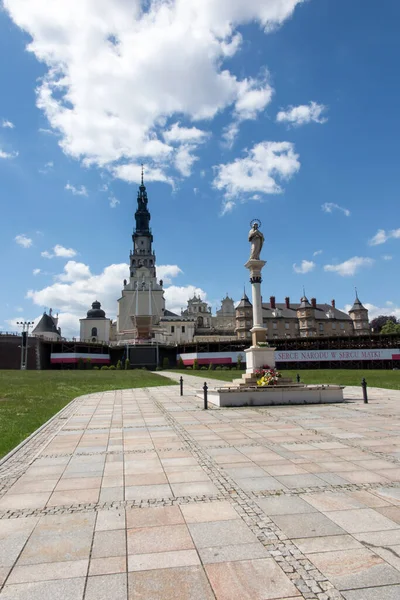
[1, 374, 400, 598]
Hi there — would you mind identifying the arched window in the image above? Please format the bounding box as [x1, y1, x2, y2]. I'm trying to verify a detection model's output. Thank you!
[197, 316, 203, 327]
[91, 327, 98, 337]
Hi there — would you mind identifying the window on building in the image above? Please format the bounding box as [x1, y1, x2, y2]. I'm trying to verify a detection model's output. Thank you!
[182, 326, 185, 333]
[295, 323, 299, 329]
[273, 334, 278, 338]
[340, 323, 345, 330]
[91, 327, 98, 337]
[285, 323, 289, 329]
[319, 323, 324, 332]
[273, 322, 277, 330]
[332, 323, 336, 330]
[171, 326, 175, 333]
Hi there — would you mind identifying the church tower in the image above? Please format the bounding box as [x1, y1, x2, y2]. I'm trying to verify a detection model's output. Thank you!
[348, 291, 370, 335]
[117, 170, 165, 340]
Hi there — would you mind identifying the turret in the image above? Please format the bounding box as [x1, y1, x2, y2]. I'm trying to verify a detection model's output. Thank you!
[348, 290, 369, 335]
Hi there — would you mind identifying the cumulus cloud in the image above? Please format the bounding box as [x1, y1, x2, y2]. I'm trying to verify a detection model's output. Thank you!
[321, 202, 351, 217]
[0, 149, 18, 159]
[26, 260, 204, 336]
[213, 141, 300, 212]
[223, 72, 274, 147]
[33, 268, 41, 275]
[382, 255, 393, 261]
[65, 183, 88, 196]
[41, 244, 77, 259]
[324, 256, 374, 277]
[276, 101, 327, 127]
[293, 260, 315, 274]
[163, 123, 209, 144]
[3, 0, 304, 182]
[15, 234, 33, 248]
[313, 249, 323, 256]
[1, 119, 14, 129]
[369, 228, 400, 246]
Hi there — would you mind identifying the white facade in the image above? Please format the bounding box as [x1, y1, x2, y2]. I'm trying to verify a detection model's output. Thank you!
[79, 301, 111, 343]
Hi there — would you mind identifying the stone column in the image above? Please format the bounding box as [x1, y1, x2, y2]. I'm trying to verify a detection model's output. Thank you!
[244, 258, 276, 374]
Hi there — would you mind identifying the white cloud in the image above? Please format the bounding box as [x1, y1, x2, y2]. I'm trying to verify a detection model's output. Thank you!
[324, 256, 374, 277]
[3, 0, 304, 181]
[39, 160, 54, 174]
[213, 140, 300, 211]
[369, 228, 400, 246]
[174, 145, 198, 177]
[1, 119, 14, 129]
[41, 244, 77, 259]
[15, 234, 33, 248]
[321, 202, 350, 217]
[156, 264, 183, 285]
[33, 268, 41, 275]
[276, 101, 327, 127]
[0, 149, 18, 159]
[109, 195, 120, 208]
[313, 249, 323, 256]
[164, 285, 207, 315]
[26, 260, 201, 336]
[223, 72, 273, 147]
[113, 164, 174, 186]
[293, 260, 315, 274]
[65, 183, 88, 196]
[15, 307, 23, 313]
[163, 123, 209, 144]
[382, 255, 393, 261]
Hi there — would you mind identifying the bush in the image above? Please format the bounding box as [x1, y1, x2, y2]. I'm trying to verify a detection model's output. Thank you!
[222, 366, 230, 371]
[200, 366, 207, 370]
[116, 360, 122, 370]
[101, 365, 109, 370]
[109, 365, 116, 370]
[236, 354, 243, 370]
[163, 357, 170, 369]
[141, 366, 147, 370]
[77, 357, 85, 370]
[215, 366, 222, 371]
[193, 359, 199, 370]
[156, 366, 163, 371]
[186, 366, 192, 370]
[208, 363, 214, 370]
[93, 366, 99, 370]
[125, 358, 130, 370]
[177, 356, 184, 369]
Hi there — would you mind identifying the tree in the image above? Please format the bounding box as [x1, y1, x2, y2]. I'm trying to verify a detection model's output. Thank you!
[236, 354, 243, 370]
[163, 357, 170, 369]
[177, 356, 184, 369]
[116, 360, 122, 370]
[370, 315, 397, 333]
[193, 359, 199, 370]
[381, 320, 400, 335]
[125, 358, 130, 370]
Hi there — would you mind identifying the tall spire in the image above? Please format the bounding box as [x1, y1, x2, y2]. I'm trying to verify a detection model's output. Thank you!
[141, 163, 144, 186]
[134, 166, 151, 234]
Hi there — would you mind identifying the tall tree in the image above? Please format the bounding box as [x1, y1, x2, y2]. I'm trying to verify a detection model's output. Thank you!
[370, 315, 397, 333]
[381, 320, 400, 335]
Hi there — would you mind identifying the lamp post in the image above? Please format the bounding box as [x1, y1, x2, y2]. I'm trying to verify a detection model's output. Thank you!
[17, 321, 34, 370]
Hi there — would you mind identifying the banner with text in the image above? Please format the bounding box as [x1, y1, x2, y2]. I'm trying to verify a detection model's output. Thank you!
[275, 349, 400, 362]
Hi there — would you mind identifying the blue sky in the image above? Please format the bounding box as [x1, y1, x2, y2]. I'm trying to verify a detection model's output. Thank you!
[1, 0, 399, 337]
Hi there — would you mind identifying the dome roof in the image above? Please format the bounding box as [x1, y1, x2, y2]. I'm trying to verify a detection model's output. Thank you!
[87, 301, 106, 319]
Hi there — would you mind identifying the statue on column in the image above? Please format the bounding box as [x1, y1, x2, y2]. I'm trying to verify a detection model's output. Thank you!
[248, 219, 264, 261]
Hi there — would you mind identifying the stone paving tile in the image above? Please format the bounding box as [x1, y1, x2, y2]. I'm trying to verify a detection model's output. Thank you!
[205, 558, 300, 600]
[0, 577, 86, 600]
[199, 542, 269, 564]
[128, 565, 215, 600]
[89, 556, 126, 576]
[309, 548, 400, 590]
[270, 511, 346, 539]
[180, 501, 239, 523]
[127, 524, 194, 554]
[6, 559, 88, 584]
[91, 529, 126, 559]
[256, 495, 317, 515]
[325, 508, 400, 533]
[126, 506, 184, 529]
[342, 586, 400, 600]
[85, 573, 127, 600]
[128, 549, 200, 571]
[188, 519, 258, 548]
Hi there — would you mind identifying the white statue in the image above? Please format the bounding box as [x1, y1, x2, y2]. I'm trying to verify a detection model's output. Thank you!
[248, 221, 264, 260]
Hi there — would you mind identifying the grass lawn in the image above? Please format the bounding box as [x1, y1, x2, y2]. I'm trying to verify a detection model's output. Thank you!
[172, 368, 400, 390]
[0, 370, 176, 459]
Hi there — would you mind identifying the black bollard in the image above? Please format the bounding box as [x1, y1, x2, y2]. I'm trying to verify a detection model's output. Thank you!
[296, 373, 300, 383]
[203, 382, 208, 410]
[180, 376, 183, 397]
[361, 378, 368, 403]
